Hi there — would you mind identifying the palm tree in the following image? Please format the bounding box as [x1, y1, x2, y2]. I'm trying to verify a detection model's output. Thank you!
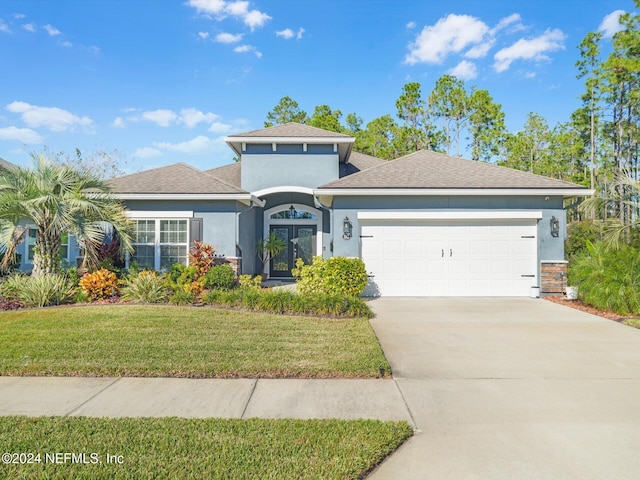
[0, 154, 133, 275]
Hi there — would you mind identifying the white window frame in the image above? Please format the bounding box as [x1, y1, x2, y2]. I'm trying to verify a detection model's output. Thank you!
[24, 226, 72, 264]
[128, 214, 192, 270]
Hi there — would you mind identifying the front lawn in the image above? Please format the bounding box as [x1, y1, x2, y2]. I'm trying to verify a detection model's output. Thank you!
[0, 416, 412, 479]
[0, 305, 389, 378]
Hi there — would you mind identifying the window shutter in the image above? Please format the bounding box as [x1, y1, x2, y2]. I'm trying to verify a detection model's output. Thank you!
[190, 218, 203, 243]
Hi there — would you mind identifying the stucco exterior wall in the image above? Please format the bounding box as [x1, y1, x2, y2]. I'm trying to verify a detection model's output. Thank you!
[241, 152, 339, 191]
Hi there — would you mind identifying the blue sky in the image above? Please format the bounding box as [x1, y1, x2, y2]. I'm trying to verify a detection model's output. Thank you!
[0, 0, 633, 172]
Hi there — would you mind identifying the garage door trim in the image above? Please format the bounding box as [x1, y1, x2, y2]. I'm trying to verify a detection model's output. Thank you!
[357, 210, 543, 221]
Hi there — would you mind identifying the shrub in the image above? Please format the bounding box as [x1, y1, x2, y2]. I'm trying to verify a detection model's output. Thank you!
[0, 298, 23, 310]
[79, 268, 120, 300]
[565, 220, 604, 259]
[0, 273, 76, 308]
[203, 264, 236, 290]
[188, 241, 216, 279]
[121, 270, 168, 303]
[169, 288, 196, 305]
[293, 256, 368, 297]
[569, 241, 640, 315]
[202, 288, 373, 318]
[238, 274, 263, 289]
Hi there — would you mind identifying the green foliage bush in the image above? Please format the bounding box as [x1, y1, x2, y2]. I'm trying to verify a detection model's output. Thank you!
[202, 288, 373, 318]
[169, 288, 196, 305]
[565, 220, 604, 259]
[79, 268, 120, 300]
[238, 274, 263, 289]
[292, 256, 368, 297]
[121, 270, 168, 303]
[203, 264, 236, 290]
[569, 240, 640, 315]
[0, 273, 76, 307]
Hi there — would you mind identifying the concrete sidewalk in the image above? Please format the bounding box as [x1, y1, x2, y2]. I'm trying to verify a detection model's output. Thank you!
[0, 376, 414, 423]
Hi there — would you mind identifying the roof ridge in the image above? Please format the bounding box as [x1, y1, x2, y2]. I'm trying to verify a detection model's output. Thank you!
[199, 165, 246, 192]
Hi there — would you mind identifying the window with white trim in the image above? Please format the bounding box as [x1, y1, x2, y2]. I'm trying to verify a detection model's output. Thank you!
[25, 228, 71, 263]
[130, 219, 188, 270]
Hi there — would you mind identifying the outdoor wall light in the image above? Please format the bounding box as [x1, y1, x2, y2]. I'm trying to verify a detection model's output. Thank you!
[288, 204, 296, 219]
[343, 216, 352, 240]
[550, 216, 560, 237]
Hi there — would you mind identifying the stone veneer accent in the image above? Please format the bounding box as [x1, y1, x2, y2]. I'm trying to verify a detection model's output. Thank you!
[540, 261, 568, 294]
[213, 256, 240, 277]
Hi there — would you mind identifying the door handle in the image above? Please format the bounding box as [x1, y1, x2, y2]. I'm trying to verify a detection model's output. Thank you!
[450, 248, 452, 257]
[441, 249, 444, 257]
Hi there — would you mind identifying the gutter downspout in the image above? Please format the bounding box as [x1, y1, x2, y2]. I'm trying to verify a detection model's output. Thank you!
[236, 195, 266, 273]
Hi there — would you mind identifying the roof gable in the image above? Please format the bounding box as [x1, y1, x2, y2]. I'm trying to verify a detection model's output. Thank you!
[320, 150, 588, 190]
[206, 163, 241, 188]
[227, 122, 352, 138]
[110, 163, 247, 195]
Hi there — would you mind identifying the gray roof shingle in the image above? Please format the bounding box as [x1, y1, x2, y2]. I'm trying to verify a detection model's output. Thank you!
[205, 163, 241, 187]
[0, 158, 16, 170]
[320, 150, 588, 190]
[340, 151, 386, 177]
[110, 163, 247, 194]
[227, 122, 352, 138]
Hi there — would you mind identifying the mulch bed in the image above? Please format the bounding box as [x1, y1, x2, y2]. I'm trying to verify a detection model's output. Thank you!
[544, 295, 627, 322]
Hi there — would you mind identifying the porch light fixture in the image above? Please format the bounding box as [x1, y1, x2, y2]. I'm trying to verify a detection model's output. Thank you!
[343, 216, 352, 240]
[288, 204, 296, 219]
[550, 216, 560, 237]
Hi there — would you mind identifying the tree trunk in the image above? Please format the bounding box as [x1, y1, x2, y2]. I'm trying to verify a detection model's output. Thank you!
[32, 229, 62, 276]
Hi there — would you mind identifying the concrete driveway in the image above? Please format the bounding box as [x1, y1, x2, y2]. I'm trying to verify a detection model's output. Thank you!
[368, 298, 640, 480]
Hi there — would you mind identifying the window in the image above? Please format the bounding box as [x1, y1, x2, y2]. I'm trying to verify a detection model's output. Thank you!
[130, 219, 188, 270]
[26, 228, 70, 263]
[26, 228, 37, 262]
[270, 210, 316, 220]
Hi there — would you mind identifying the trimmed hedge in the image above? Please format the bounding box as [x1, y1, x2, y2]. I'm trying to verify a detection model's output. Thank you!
[202, 288, 373, 318]
[292, 256, 368, 297]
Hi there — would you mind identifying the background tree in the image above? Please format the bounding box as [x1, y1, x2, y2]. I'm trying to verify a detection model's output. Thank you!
[307, 104, 345, 133]
[0, 154, 133, 276]
[468, 88, 507, 161]
[429, 75, 470, 156]
[395, 82, 432, 152]
[264, 96, 307, 127]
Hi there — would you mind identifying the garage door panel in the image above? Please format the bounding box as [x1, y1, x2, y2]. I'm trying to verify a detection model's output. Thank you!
[361, 219, 538, 297]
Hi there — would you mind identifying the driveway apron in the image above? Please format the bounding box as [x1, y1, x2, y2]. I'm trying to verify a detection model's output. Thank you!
[368, 297, 640, 480]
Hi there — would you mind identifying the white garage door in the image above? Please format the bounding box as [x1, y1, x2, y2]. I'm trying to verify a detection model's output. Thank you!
[360, 219, 538, 297]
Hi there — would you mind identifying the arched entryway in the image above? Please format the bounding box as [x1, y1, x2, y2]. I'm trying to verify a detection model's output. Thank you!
[264, 203, 322, 277]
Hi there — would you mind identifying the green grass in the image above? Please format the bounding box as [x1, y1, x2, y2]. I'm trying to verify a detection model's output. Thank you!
[622, 318, 640, 329]
[0, 305, 389, 378]
[0, 416, 412, 479]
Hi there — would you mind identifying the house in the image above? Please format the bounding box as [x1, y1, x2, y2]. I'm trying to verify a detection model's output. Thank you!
[109, 123, 592, 297]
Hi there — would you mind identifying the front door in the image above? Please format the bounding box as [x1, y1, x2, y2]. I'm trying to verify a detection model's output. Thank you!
[269, 225, 316, 277]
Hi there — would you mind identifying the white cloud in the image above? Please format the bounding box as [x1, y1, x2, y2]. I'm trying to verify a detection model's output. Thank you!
[112, 117, 125, 128]
[494, 28, 565, 73]
[276, 27, 304, 40]
[216, 32, 243, 43]
[6, 101, 92, 132]
[599, 10, 625, 39]
[405, 14, 489, 65]
[44, 24, 61, 36]
[464, 40, 494, 59]
[141, 109, 177, 127]
[23, 23, 35, 32]
[234, 44, 261, 57]
[14, 13, 26, 19]
[492, 13, 523, 34]
[448, 60, 477, 80]
[133, 147, 162, 159]
[188, 0, 271, 30]
[208, 121, 232, 133]
[276, 28, 294, 39]
[225, 1, 249, 16]
[0, 126, 44, 144]
[406, 21, 416, 30]
[188, 0, 226, 15]
[198, 31, 210, 39]
[523, 71, 537, 79]
[0, 21, 10, 33]
[178, 108, 220, 127]
[243, 9, 271, 30]
[155, 135, 218, 155]
[62, 41, 72, 47]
